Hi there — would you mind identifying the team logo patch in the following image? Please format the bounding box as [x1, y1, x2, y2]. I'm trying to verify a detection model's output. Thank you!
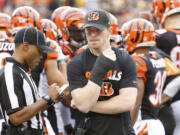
[88, 12, 99, 21]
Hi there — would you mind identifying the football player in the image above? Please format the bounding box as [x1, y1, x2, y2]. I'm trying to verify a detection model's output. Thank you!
[122, 18, 166, 135]
[59, 7, 86, 60]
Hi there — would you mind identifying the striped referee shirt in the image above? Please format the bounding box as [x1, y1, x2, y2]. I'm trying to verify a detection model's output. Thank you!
[0, 57, 42, 129]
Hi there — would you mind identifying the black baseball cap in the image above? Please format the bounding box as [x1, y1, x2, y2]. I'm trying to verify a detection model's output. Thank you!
[82, 9, 110, 30]
[14, 27, 53, 53]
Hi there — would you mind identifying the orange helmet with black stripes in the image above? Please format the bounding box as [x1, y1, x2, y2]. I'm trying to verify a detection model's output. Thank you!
[121, 18, 155, 53]
[51, 6, 71, 40]
[40, 19, 58, 40]
[51, 6, 71, 27]
[59, 7, 86, 48]
[0, 13, 11, 36]
[109, 13, 118, 35]
[11, 6, 42, 35]
[152, 0, 180, 23]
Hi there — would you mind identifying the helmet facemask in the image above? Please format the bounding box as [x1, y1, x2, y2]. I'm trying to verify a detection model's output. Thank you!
[68, 25, 87, 48]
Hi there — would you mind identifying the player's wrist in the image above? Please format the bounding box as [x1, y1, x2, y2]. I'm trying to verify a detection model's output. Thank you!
[88, 80, 101, 89]
[42, 94, 54, 106]
[89, 53, 115, 86]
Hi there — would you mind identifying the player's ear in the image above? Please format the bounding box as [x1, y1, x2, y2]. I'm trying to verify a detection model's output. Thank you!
[108, 27, 112, 34]
[22, 42, 29, 52]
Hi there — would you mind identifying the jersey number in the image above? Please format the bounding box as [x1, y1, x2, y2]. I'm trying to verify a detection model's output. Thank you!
[149, 71, 166, 107]
[170, 46, 180, 69]
[0, 52, 11, 69]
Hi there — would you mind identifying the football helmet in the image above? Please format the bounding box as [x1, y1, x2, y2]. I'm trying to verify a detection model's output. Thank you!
[162, 6, 180, 26]
[0, 13, 11, 36]
[121, 18, 155, 52]
[109, 13, 118, 35]
[11, 6, 42, 35]
[51, 6, 71, 40]
[152, 0, 180, 23]
[109, 13, 119, 46]
[59, 7, 86, 48]
[40, 19, 58, 40]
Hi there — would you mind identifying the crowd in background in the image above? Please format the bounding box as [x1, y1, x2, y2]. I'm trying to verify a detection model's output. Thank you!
[0, 0, 152, 25]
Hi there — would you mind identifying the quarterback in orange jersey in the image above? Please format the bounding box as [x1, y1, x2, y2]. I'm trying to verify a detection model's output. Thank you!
[122, 18, 166, 135]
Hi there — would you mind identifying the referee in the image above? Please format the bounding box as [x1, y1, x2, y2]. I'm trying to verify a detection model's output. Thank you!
[0, 27, 61, 135]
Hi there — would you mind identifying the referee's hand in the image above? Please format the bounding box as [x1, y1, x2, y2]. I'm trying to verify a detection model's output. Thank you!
[47, 83, 60, 103]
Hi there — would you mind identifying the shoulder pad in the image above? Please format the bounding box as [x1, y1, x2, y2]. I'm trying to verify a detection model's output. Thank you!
[133, 55, 147, 82]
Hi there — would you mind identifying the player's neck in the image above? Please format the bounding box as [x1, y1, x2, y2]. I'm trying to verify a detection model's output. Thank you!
[12, 51, 25, 65]
[135, 47, 150, 55]
[89, 43, 111, 56]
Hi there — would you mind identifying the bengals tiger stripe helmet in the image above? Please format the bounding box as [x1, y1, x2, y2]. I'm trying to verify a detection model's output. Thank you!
[11, 6, 42, 35]
[51, 6, 71, 26]
[121, 18, 155, 52]
[40, 19, 58, 40]
[60, 7, 86, 48]
[0, 13, 11, 36]
[152, 0, 180, 23]
[51, 6, 71, 40]
[109, 13, 118, 35]
[109, 13, 119, 45]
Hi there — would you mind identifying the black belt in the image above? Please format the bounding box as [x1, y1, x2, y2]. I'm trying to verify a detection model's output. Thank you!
[26, 128, 43, 135]
[2, 125, 43, 135]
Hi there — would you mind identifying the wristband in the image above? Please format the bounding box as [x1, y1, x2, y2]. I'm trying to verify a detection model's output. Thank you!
[89, 53, 115, 86]
[57, 84, 69, 100]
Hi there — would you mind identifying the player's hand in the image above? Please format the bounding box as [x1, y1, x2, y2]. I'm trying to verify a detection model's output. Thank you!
[47, 83, 60, 103]
[102, 47, 116, 61]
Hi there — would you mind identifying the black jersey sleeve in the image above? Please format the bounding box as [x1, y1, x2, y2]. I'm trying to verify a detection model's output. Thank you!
[115, 50, 138, 89]
[67, 55, 87, 92]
